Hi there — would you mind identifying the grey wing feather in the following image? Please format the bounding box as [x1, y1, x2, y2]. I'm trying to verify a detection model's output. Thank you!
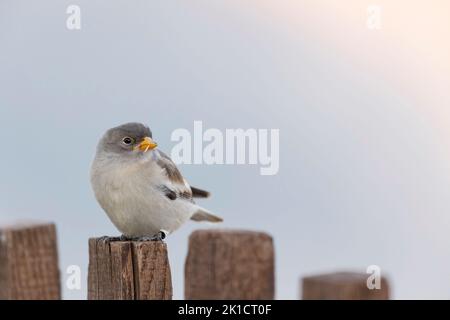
[157, 184, 194, 203]
[157, 150, 186, 185]
[156, 152, 223, 223]
[157, 151, 199, 202]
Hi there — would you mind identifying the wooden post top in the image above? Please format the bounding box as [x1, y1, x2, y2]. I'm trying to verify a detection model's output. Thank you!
[304, 272, 373, 284]
[189, 229, 273, 238]
[185, 229, 275, 300]
[88, 236, 172, 300]
[302, 271, 390, 300]
[0, 222, 61, 300]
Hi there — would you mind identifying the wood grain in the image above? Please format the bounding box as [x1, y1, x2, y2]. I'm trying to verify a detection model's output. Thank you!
[0, 223, 61, 300]
[88, 237, 172, 300]
[302, 272, 390, 300]
[184, 229, 275, 300]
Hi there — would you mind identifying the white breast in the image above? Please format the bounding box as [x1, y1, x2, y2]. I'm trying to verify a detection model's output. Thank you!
[90, 151, 196, 237]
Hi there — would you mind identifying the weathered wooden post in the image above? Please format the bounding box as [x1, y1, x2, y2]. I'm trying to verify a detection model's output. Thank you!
[185, 229, 275, 299]
[0, 222, 61, 299]
[302, 271, 390, 300]
[88, 237, 172, 300]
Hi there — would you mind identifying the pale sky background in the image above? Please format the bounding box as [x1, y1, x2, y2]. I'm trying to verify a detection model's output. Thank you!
[1, 0, 450, 299]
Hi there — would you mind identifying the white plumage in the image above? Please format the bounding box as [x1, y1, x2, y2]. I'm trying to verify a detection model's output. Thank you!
[90, 123, 222, 238]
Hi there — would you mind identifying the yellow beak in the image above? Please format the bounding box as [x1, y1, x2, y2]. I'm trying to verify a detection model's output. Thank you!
[135, 137, 157, 152]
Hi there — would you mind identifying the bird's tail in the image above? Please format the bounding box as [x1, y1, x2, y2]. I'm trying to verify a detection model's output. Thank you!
[191, 207, 223, 223]
[190, 186, 210, 198]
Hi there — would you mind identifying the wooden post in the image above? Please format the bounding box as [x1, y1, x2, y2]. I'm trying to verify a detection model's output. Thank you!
[0, 223, 61, 300]
[88, 237, 172, 300]
[302, 272, 390, 300]
[185, 229, 275, 300]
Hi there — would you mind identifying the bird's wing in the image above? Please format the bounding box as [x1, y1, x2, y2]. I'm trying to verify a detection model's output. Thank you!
[155, 150, 194, 202]
[156, 150, 211, 200]
[156, 151, 223, 223]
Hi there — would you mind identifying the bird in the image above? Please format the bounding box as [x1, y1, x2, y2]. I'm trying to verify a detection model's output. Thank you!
[90, 122, 223, 241]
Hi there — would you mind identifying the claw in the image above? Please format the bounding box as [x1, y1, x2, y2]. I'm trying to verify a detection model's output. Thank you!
[98, 235, 122, 242]
[154, 230, 167, 241]
[119, 234, 131, 241]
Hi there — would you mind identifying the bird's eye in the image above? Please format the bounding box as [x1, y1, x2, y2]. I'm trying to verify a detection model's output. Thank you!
[122, 137, 134, 145]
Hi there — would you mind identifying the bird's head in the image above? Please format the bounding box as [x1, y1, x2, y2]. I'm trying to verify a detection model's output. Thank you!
[98, 122, 158, 157]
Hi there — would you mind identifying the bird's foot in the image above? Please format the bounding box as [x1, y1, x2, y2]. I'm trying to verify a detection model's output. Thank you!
[153, 230, 168, 241]
[97, 235, 123, 242]
[98, 234, 136, 242]
[118, 234, 136, 241]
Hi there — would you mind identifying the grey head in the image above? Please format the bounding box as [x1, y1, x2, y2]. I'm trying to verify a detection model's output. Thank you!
[97, 122, 158, 156]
